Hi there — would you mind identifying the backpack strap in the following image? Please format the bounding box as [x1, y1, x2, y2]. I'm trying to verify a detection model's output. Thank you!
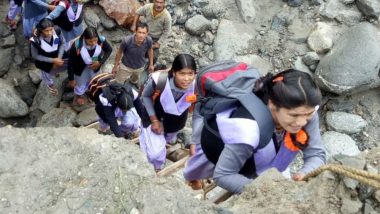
[151, 71, 168, 102]
[238, 93, 274, 151]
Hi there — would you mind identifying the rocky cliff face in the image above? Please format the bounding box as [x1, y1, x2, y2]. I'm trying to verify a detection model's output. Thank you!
[1, 126, 379, 213]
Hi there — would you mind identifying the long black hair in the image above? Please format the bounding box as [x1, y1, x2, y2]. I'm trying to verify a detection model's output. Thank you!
[168, 53, 197, 77]
[255, 69, 321, 109]
[35, 18, 54, 37]
[80, 27, 99, 41]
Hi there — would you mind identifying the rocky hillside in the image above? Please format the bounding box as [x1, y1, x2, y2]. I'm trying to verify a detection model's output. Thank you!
[1, 126, 379, 213]
[1, 0, 380, 212]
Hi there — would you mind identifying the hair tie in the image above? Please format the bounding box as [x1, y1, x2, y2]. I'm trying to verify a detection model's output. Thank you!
[272, 75, 284, 83]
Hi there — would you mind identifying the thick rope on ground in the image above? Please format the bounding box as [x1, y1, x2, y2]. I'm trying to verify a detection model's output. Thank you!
[303, 164, 380, 189]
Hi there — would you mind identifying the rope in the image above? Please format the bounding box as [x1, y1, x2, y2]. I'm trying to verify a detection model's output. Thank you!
[303, 164, 380, 189]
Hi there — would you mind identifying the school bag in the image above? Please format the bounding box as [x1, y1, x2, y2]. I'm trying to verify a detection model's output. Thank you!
[197, 60, 274, 151]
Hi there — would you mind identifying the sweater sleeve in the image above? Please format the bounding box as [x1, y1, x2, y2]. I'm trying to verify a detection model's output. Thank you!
[30, 0, 50, 9]
[58, 32, 66, 58]
[99, 39, 112, 65]
[46, 4, 65, 20]
[213, 143, 254, 194]
[141, 78, 157, 117]
[157, 12, 172, 45]
[30, 43, 53, 63]
[298, 113, 326, 174]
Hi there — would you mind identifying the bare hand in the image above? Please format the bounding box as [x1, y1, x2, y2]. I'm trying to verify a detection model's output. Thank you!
[152, 42, 160, 49]
[151, 120, 163, 135]
[112, 65, 119, 76]
[292, 172, 305, 181]
[52, 58, 64, 67]
[148, 65, 154, 73]
[67, 80, 76, 89]
[189, 144, 196, 157]
[48, 5, 56, 11]
[90, 61, 101, 70]
[130, 24, 136, 32]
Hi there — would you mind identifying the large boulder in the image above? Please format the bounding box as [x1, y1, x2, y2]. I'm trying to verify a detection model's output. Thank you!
[356, 0, 380, 19]
[314, 23, 380, 95]
[99, 0, 141, 27]
[0, 48, 14, 77]
[224, 168, 341, 213]
[30, 73, 67, 113]
[325, 111, 367, 134]
[236, 0, 256, 23]
[322, 131, 361, 158]
[36, 108, 77, 127]
[307, 22, 334, 54]
[214, 19, 257, 61]
[185, 15, 211, 36]
[0, 127, 218, 213]
[0, 79, 29, 118]
[319, 0, 362, 26]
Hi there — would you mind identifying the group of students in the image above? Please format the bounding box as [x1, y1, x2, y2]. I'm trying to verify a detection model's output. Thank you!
[90, 53, 327, 194]
[6, 0, 327, 195]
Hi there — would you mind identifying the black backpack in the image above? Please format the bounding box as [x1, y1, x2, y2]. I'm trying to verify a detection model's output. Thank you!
[87, 73, 134, 110]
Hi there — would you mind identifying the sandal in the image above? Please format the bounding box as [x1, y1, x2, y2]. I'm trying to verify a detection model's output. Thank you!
[75, 95, 85, 106]
[47, 85, 58, 96]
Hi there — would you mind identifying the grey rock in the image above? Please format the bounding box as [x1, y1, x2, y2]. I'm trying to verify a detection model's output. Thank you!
[236, 0, 256, 23]
[302, 52, 320, 66]
[0, 79, 29, 118]
[185, 15, 211, 36]
[202, 31, 215, 45]
[235, 55, 272, 76]
[294, 57, 312, 74]
[310, 0, 323, 6]
[287, 0, 304, 7]
[28, 68, 42, 85]
[173, 6, 188, 25]
[193, 0, 209, 8]
[334, 155, 366, 190]
[0, 48, 14, 77]
[201, 4, 225, 19]
[74, 107, 98, 127]
[97, 7, 117, 30]
[375, 190, 380, 203]
[14, 74, 37, 106]
[364, 202, 377, 214]
[340, 198, 363, 214]
[315, 23, 380, 95]
[326, 99, 355, 112]
[210, 19, 219, 31]
[323, 131, 360, 158]
[0, 127, 217, 213]
[342, 0, 355, 4]
[0, 23, 11, 38]
[36, 108, 77, 127]
[307, 22, 334, 54]
[225, 168, 341, 213]
[309, 64, 317, 72]
[83, 6, 101, 29]
[319, 0, 362, 25]
[30, 73, 67, 113]
[356, 0, 380, 19]
[214, 19, 257, 61]
[326, 111, 367, 134]
[1, 34, 16, 48]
